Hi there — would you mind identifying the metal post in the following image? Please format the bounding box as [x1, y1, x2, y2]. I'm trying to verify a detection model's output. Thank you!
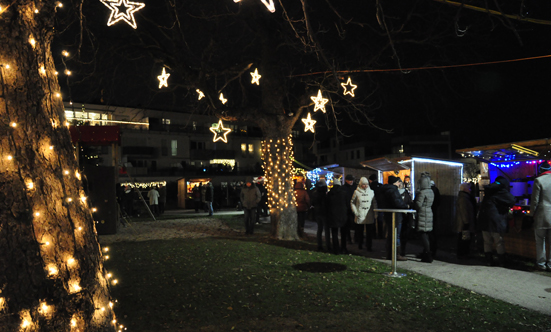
[384, 211, 406, 278]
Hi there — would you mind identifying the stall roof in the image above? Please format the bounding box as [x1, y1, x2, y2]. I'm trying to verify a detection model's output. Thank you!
[456, 138, 551, 162]
[360, 157, 410, 172]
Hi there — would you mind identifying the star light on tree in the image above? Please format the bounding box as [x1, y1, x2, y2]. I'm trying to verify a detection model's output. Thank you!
[261, 0, 276, 13]
[301, 112, 316, 133]
[157, 67, 170, 88]
[341, 77, 357, 97]
[219, 93, 228, 104]
[100, 0, 145, 29]
[196, 89, 205, 100]
[210, 120, 232, 143]
[311, 89, 328, 113]
[250, 68, 262, 85]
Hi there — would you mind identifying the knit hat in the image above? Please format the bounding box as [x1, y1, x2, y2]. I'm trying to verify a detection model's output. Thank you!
[368, 174, 377, 181]
[388, 176, 401, 185]
[332, 177, 342, 186]
[539, 161, 551, 172]
[345, 174, 355, 181]
[359, 177, 369, 186]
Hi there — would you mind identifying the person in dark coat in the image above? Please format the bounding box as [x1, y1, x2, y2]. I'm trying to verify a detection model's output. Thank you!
[430, 180, 441, 257]
[379, 176, 408, 261]
[192, 185, 201, 212]
[343, 174, 357, 244]
[399, 186, 413, 257]
[205, 182, 214, 216]
[311, 179, 330, 251]
[478, 176, 515, 266]
[240, 177, 262, 235]
[327, 177, 349, 254]
[294, 181, 311, 237]
[369, 174, 385, 239]
[455, 183, 476, 259]
[257, 178, 268, 217]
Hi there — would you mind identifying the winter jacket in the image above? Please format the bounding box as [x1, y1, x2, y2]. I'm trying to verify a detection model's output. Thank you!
[414, 176, 435, 232]
[205, 184, 214, 202]
[477, 176, 515, 234]
[379, 183, 408, 225]
[240, 183, 261, 209]
[311, 184, 328, 222]
[531, 171, 551, 230]
[455, 191, 476, 233]
[343, 182, 357, 215]
[327, 185, 348, 228]
[351, 181, 376, 224]
[294, 182, 311, 212]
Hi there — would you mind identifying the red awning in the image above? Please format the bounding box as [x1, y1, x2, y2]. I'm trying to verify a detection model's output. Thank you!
[69, 126, 120, 145]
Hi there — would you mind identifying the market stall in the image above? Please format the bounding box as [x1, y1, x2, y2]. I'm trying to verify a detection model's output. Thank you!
[456, 138, 551, 259]
[361, 156, 464, 235]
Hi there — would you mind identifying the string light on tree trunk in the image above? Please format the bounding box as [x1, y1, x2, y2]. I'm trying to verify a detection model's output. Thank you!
[210, 119, 232, 143]
[301, 112, 316, 133]
[311, 89, 328, 113]
[100, 0, 145, 29]
[250, 68, 261, 85]
[157, 67, 170, 88]
[341, 77, 357, 97]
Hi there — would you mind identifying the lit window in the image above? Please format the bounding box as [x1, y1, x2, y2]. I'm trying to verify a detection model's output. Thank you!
[241, 144, 246, 152]
[171, 140, 177, 156]
[248, 144, 254, 153]
[162, 118, 171, 125]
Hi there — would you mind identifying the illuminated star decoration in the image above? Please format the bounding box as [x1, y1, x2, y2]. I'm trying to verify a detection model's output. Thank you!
[250, 68, 262, 85]
[100, 0, 145, 29]
[196, 89, 205, 100]
[260, 0, 276, 13]
[341, 77, 358, 97]
[210, 120, 232, 143]
[302, 113, 316, 133]
[311, 90, 328, 113]
[157, 67, 170, 89]
[219, 93, 228, 105]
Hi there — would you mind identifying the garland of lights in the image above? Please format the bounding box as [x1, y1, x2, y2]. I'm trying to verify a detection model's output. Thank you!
[210, 119, 232, 143]
[100, 0, 145, 29]
[262, 135, 296, 213]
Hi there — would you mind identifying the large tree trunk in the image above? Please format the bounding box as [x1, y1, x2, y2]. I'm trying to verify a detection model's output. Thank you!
[0, 2, 116, 331]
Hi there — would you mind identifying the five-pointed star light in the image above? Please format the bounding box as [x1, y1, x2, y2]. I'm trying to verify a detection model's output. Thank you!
[196, 89, 205, 100]
[157, 67, 170, 89]
[219, 93, 228, 105]
[250, 68, 262, 85]
[341, 77, 358, 97]
[100, 0, 145, 29]
[311, 90, 328, 113]
[302, 113, 317, 133]
[261, 0, 276, 13]
[210, 120, 232, 143]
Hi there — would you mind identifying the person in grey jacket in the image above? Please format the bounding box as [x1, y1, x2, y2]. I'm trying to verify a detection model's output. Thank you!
[414, 175, 435, 263]
[240, 177, 261, 235]
[455, 183, 476, 259]
[530, 162, 551, 271]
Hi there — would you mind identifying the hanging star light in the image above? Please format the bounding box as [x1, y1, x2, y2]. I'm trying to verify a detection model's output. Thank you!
[261, 0, 276, 12]
[311, 90, 328, 113]
[157, 67, 170, 89]
[302, 113, 316, 133]
[250, 68, 261, 85]
[196, 89, 205, 100]
[100, 0, 145, 29]
[219, 93, 228, 105]
[341, 77, 358, 97]
[210, 120, 232, 143]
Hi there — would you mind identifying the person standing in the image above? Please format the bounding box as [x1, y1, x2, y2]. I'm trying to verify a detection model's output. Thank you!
[240, 177, 261, 235]
[201, 183, 207, 212]
[158, 184, 167, 215]
[379, 176, 409, 261]
[530, 161, 551, 271]
[205, 182, 214, 216]
[327, 177, 349, 254]
[369, 174, 385, 239]
[311, 179, 330, 251]
[478, 176, 515, 267]
[351, 177, 376, 252]
[294, 180, 311, 238]
[414, 175, 435, 263]
[399, 185, 413, 257]
[147, 186, 160, 216]
[430, 180, 441, 257]
[455, 183, 476, 259]
[343, 174, 357, 244]
[192, 185, 201, 212]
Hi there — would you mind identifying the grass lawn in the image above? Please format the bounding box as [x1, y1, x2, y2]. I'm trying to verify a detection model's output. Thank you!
[104, 217, 550, 332]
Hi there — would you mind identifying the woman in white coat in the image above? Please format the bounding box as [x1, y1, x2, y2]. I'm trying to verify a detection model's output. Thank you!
[351, 177, 377, 251]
